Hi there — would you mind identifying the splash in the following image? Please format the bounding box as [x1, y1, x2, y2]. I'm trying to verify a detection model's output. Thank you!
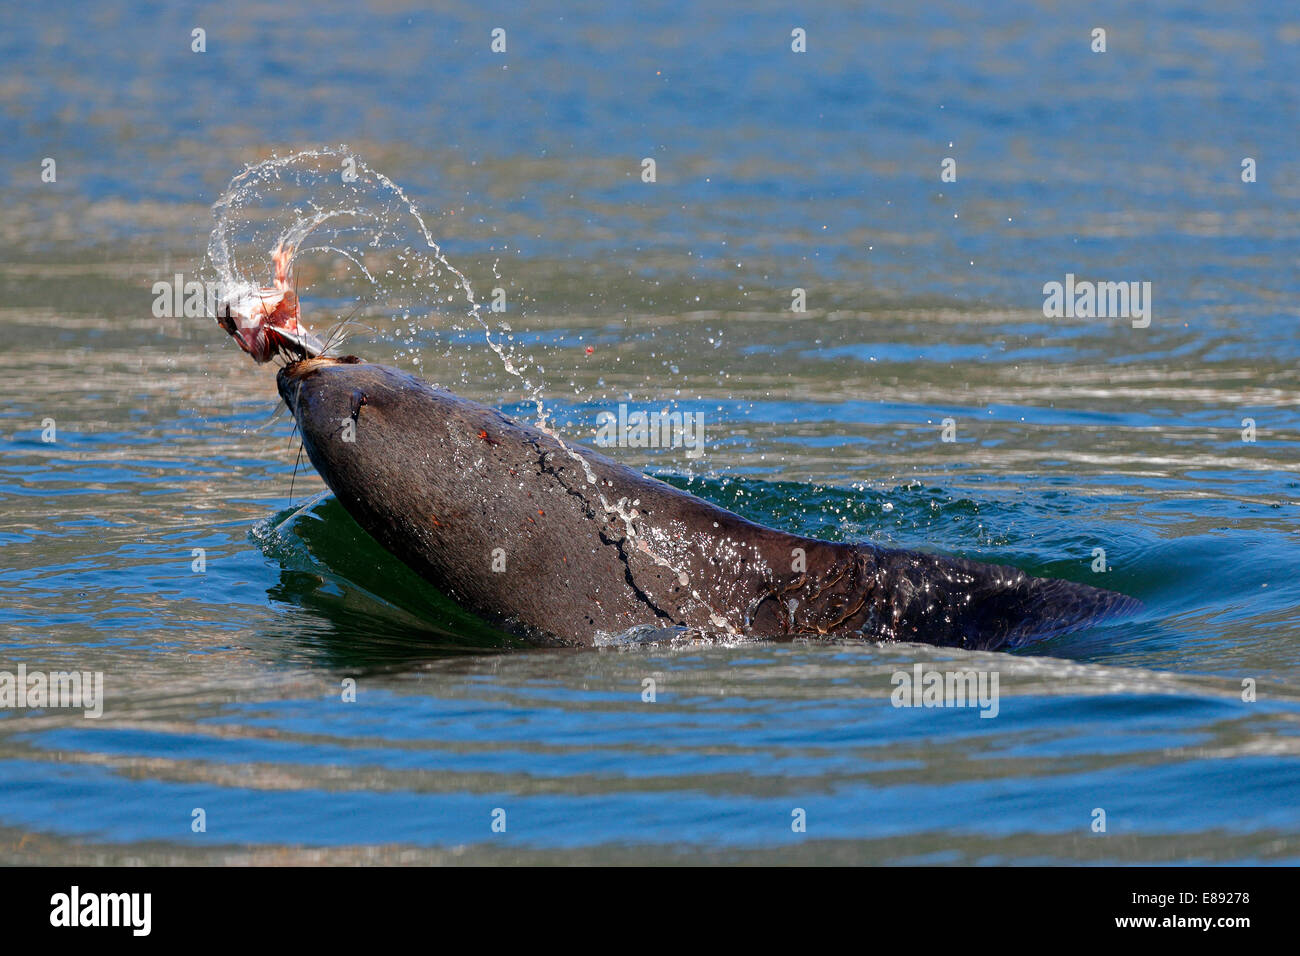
[210, 149, 731, 627]
[207, 145, 541, 401]
[210, 151, 599, 456]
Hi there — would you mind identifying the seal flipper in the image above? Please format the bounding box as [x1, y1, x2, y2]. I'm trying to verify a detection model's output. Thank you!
[736, 536, 1138, 650]
[855, 547, 1141, 650]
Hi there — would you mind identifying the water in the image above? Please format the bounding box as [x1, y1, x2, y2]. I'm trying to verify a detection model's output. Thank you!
[1, 0, 1298, 864]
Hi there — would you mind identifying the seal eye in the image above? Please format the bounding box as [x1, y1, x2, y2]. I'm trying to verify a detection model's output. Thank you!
[349, 389, 368, 423]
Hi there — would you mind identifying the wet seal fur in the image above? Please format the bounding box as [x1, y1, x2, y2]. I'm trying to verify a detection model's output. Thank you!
[278, 357, 1140, 650]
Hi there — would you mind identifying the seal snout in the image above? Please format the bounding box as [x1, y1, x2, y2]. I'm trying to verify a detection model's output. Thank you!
[276, 355, 366, 413]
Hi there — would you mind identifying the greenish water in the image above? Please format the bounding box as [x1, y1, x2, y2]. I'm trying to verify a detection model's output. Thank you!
[1, 1, 1298, 864]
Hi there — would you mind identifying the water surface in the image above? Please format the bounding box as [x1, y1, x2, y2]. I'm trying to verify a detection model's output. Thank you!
[1, 1, 1298, 864]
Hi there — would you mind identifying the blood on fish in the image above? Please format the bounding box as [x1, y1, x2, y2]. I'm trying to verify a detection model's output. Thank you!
[218, 241, 324, 363]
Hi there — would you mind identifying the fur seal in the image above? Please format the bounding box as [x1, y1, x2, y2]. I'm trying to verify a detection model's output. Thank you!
[276, 356, 1140, 650]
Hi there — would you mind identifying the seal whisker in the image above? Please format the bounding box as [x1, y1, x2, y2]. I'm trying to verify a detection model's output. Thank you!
[271, 490, 331, 536]
[288, 422, 305, 508]
[320, 301, 376, 355]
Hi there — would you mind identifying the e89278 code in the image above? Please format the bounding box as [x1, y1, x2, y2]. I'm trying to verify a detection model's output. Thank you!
[1200, 892, 1249, 904]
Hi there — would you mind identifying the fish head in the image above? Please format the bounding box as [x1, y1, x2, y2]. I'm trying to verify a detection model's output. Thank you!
[217, 284, 324, 363]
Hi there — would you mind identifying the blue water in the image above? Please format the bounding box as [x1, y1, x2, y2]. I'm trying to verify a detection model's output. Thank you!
[0, 0, 1298, 863]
